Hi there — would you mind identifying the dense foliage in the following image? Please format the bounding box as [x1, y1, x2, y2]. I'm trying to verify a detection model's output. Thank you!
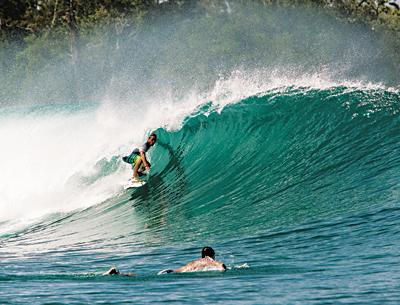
[0, 0, 399, 105]
[1, 0, 398, 39]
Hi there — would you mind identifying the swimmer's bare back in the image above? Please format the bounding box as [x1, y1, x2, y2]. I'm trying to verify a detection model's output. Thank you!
[175, 257, 226, 273]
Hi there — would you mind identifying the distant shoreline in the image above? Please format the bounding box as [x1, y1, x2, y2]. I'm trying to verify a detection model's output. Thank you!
[1, 0, 399, 41]
[317, 0, 399, 32]
[1, 0, 399, 106]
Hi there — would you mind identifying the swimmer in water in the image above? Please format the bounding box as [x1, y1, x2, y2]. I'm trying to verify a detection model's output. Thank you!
[158, 246, 226, 274]
[103, 247, 225, 276]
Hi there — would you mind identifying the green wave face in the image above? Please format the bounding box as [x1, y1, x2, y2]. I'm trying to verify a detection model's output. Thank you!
[1, 86, 398, 244]
[128, 87, 400, 241]
[97, 88, 400, 241]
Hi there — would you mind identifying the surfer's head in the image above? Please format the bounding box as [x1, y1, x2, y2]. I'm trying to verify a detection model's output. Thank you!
[201, 246, 215, 259]
[148, 133, 157, 146]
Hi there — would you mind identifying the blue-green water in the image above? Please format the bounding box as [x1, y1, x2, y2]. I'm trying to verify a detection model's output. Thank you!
[1, 86, 400, 304]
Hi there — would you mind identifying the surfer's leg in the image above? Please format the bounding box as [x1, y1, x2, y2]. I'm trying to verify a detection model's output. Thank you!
[138, 164, 146, 177]
[133, 156, 143, 180]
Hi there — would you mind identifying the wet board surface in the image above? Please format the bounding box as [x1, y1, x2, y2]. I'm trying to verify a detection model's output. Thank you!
[124, 180, 146, 189]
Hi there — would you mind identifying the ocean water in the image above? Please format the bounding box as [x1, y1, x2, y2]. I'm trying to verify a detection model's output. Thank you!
[1, 78, 399, 304]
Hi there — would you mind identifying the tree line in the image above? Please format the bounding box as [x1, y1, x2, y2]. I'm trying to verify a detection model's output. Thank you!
[0, 0, 398, 105]
[1, 0, 398, 41]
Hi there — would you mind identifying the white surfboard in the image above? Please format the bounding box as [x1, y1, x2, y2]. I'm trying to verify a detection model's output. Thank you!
[124, 179, 146, 189]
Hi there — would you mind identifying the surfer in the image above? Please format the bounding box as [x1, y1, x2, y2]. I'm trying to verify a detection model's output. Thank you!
[158, 246, 226, 274]
[122, 133, 157, 182]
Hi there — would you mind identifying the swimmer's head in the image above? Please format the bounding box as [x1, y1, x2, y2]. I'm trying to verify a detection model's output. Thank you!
[201, 246, 215, 259]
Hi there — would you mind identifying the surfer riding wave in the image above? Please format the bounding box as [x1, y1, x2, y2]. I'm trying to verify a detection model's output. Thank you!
[122, 133, 157, 183]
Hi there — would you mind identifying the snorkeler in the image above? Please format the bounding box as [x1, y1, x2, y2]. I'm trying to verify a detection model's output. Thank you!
[122, 133, 157, 182]
[158, 246, 226, 274]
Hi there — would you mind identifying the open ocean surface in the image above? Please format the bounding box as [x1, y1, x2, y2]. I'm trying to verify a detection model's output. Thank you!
[0, 82, 399, 304]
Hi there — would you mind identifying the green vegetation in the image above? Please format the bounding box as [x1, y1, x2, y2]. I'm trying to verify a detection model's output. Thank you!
[2, 1, 398, 41]
[0, 0, 163, 103]
[0, 1, 399, 105]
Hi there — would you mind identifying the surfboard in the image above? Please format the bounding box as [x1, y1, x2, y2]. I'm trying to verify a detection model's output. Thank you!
[124, 179, 146, 189]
